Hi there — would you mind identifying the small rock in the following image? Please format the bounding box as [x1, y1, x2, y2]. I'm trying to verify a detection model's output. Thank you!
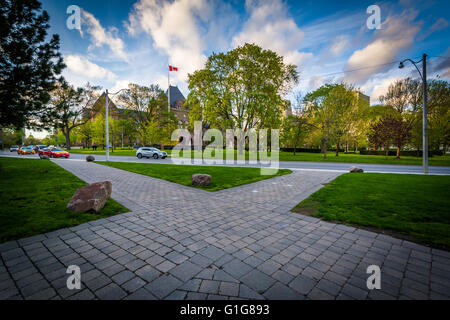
[349, 166, 364, 173]
[192, 174, 211, 186]
[67, 181, 112, 213]
[40, 154, 50, 160]
[86, 155, 95, 162]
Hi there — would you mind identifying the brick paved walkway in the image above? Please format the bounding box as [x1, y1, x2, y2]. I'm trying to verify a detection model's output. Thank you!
[1, 160, 449, 300]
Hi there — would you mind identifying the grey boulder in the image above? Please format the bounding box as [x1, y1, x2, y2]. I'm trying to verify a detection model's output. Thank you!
[86, 155, 95, 162]
[40, 154, 50, 160]
[67, 181, 112, 213]
[192, 174, 211, 186]
[349, 166, 364, 173]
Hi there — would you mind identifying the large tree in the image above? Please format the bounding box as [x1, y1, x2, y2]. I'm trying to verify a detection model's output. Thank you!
[368, 116, 411, 159]
[117, 83, 178, 145]
[303, 83, 365, 158]
[186, 43, 299, 132]
[40, 81, 100, 149]
[0, 0, 65, 128]
[426, 79, 450, 153]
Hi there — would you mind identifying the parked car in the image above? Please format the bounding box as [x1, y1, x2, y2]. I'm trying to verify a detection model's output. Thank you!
[39, 147, 70, 158]
[9, 145, 19, 152]
[18, 146, 35, 155]
[136, 147, 167, 159]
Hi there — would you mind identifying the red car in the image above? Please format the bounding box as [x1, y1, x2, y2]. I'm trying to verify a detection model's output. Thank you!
[39, 148, 70, 158]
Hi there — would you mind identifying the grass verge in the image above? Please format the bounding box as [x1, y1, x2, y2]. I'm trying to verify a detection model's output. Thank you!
[0, 157, 128, 243]
[70, 148, 450, 166]
[97, 161, 291, 191]
[292, 172, 450, 250]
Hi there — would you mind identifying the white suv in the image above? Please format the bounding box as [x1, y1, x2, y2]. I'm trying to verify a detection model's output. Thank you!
[136, 147, 167, 159]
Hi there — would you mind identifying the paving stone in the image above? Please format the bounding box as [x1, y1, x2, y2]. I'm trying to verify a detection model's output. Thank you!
[145, 275, 182, 299]
[341, 283, 368, 300]
[166, 251, 189, 264]
[288, 275, 317, 295]
[272, 270, 294, 285]
[112, 270, 135, 285]
[135, 265, 161, 283]
[95, 283, 127, 300]
[84, 274, 112, 292]
[239, 284, 264, 300]
[199, 246, 226, 261]
[166, 290, 187, 300]
[219, 282, 239, 297]
[169, 261, 202, 282]
[316, 279, 341, 296]
[222, 259, 253, 279]
[240, 269, 276, 293]
[121, 277, 146, 293]
[198, 280, 220, 294]
[263, 282, 305, 300]
[26, 287, 57, 300]
[186, 292, 208, 300]
[257, 260, 282, 276]
[307, 287, 334, 300]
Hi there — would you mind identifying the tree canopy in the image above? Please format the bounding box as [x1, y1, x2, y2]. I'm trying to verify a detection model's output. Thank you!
[0, 0, 65, 128]
[186, 43, 299, 132]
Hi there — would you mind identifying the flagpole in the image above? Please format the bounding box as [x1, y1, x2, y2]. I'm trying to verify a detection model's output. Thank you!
[168, 64, 170, 113]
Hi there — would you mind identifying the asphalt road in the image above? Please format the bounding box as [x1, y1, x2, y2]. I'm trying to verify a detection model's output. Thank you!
[2, 150, 449, 175]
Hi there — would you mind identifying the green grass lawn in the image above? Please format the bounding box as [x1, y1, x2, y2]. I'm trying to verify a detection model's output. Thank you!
[0, 158, 128, 243]
[71, 148, 450, 166]
[277, 151, 450, 166]
[70, 148, 137, 156]
[292, 173, 450, 249]
[97, 161, 291, 191]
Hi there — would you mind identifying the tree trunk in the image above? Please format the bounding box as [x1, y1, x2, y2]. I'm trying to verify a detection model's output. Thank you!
[321, 138, 327, 159]
[396, 145, 400, 159]
[335, 142, 339, 157]
[64, 128, 71, 150]
[293, 145, 296, 156]
[385, 145, 389, 160]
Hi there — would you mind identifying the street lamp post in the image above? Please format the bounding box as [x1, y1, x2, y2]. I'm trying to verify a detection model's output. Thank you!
[105, 88, 130, 161]
[105, 89, 109, 161]
[399, 53, 428, 174]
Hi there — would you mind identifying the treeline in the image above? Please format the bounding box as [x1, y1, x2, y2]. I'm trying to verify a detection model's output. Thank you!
[281, 79, 449, 158]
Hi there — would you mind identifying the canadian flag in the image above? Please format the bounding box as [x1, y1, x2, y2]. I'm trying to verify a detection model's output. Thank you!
[169, 65, 178, 71]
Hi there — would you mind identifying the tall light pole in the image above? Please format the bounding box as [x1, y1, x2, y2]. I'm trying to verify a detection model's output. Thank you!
[105, 88, 130, 161]
[399, 53, 428, 174]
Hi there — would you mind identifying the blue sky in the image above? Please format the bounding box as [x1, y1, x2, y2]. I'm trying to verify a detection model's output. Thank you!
[37, 0, 449, 117]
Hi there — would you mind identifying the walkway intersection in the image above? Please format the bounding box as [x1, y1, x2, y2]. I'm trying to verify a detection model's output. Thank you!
[0, 161, 449, 300]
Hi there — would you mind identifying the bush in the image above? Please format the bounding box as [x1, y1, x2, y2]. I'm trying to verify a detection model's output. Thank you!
[280, 148, 345, 153]
[360, 150, 435, 157]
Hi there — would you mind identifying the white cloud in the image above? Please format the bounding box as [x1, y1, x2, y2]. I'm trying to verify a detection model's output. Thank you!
[343, 10, 421, 84]
[65, 55, 118, 81]
[126, 0, 213, 82]
[232, 0, 312, 67]
[81, 9, 128, 62]
[330, 35, 349, 56]
[364, 76, 402, 104]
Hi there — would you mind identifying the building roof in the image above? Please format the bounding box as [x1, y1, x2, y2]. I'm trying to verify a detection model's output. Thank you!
[165, 85, 185, 107]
